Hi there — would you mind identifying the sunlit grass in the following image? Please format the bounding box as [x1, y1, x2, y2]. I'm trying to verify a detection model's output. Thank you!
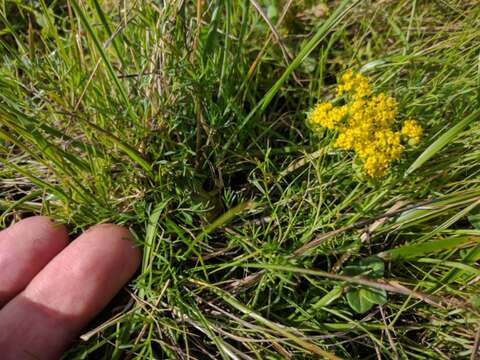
[1, 0, 480, 358]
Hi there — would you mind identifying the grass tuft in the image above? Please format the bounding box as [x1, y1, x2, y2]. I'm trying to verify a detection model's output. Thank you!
[1, 0, 480, 358]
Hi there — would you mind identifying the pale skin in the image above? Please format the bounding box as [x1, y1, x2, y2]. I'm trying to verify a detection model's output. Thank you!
[0, 216, 141, 359]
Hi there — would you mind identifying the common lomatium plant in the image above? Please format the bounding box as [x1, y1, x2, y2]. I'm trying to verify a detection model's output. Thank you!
[308, 70, 423, 177]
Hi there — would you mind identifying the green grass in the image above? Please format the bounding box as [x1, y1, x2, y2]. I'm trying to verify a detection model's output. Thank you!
[1, 0, 480, 358]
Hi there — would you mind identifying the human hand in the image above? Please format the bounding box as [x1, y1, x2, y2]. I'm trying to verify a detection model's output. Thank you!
[0, 216, 141, 359]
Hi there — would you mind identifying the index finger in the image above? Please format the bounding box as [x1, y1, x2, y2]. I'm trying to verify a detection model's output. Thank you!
[0, 224, 141, 360]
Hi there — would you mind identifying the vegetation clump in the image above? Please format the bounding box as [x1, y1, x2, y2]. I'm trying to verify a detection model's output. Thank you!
[1, 0, 480, 358]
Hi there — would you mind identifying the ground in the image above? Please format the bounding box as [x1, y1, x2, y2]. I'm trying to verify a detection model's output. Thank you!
[1, 0, 480, 359]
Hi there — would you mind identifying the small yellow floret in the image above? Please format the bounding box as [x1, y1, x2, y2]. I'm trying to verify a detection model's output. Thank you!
[401, 119, 423, 143]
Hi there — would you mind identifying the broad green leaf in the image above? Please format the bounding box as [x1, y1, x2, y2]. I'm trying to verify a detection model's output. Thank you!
[362, 287, 387, 305]
[343, 257, 387, 313]
[343, 256, 384, 278]
[346, 287, 386, 314]
[346, 288, 374, 314]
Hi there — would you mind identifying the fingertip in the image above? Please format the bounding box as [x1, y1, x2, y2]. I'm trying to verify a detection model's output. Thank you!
[2, 215, 68, 242]
[0, 220, 143, 359]
[0, 216, 69, 304]
[86, 223, 142, 268]
[22, 221, 142, 322]
[14, 216, 70, 257]
[86, 223, 131, 240]
[23, 216, 69, 243]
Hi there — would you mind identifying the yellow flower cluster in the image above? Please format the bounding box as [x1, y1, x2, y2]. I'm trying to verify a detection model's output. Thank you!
[308, 70, 423, 177]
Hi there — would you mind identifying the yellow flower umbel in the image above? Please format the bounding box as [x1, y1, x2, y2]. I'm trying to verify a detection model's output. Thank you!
[307, 70, 423, 177]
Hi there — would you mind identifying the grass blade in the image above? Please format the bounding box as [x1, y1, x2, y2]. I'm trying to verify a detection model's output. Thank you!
[70, 0, 138, 125]
[405, 108, 480, 175]
[379, 236, 480, 260]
